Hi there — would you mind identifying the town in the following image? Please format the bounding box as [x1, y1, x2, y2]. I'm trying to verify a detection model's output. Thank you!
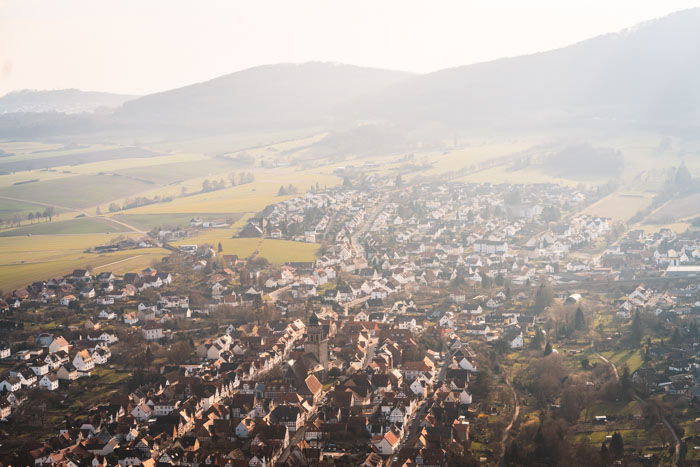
[1, 177, 700, 466]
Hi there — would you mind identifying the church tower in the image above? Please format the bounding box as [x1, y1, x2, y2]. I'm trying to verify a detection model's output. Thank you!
[304, 312, 329, 371]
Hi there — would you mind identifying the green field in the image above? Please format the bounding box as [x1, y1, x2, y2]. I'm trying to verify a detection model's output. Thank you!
[112, 213, 244, 231]
[0, 232, 169, 291]
[172, 230, 319, 263]
[0, 217, 131, 237]
[601, 349, 644, 373]
[0, 197, 66, 219]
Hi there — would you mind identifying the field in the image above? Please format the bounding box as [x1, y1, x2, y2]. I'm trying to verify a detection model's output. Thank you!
[600, 349, 644, 373]
[111, 213, 245, 231]
[111, 168, 340, 215]
[647, 192, 700, 223]
[582, 192, 654, 222]
[0, 232, 168, 291]
[0, 217, 131, 237]
[172, 229, 320, 263]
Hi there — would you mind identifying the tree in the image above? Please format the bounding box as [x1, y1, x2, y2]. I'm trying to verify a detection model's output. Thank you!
[574, 306, 585, 330]
[629, 310, 643, 345]
[217, 242, 223, 253]
[543, 341, 553, 356]
[535, 284, 553, 313]
[228, 172, 237, 186]
[202, 179, 212, 192]
[28, 212, 34, 223]
[145, 346, 154, 367]
[532, 328, 545, 350]
[278, 185, 288, 196]
[44, 206, 56, 222]
[609, 432, 623, 458]
[95, 206, 102, 215]
[620, 365, 632, 398]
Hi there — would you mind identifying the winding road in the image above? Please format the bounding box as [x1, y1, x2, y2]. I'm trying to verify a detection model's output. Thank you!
[499, 376, 520, 465]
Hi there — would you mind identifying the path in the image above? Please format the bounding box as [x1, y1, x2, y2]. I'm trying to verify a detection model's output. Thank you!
[499, 377, 521, 465]
[93, 255, 145, 271]
[593, 347, 680, 465]
[0, 195, 146, 234]
[97, 215, 147, 234]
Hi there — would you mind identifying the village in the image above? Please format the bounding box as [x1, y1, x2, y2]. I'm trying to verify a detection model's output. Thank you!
[1, 178, 700, 466]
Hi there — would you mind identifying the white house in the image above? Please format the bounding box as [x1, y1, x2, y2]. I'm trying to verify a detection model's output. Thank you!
[142, 322, 163, 340]
[131, 402, 153, 421]
[371, 431, 401, 456]
[73, 350, 95, 373]
[39, 373, 59, 391]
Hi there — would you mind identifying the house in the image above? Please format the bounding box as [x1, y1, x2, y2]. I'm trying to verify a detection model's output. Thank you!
[57, 363, 79, 381]
[60, 295, 77, 306]
[239, 221, 264, 238]
[39, 373, 59, 391]
[371, 430, 401, 455]
[73, 349, 95, 374]
[142, 322, 163, 340]
[91, 347, 111, 365]
[0, 398, 11, 419]
[0, 376, 21, 393]
[123, 313, 138, 326]
[29, 358, 50, 376]
[48, 336, 70, 354]
[131, 402, 154, 421]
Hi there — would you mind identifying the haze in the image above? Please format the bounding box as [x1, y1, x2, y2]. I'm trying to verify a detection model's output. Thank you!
[1, 0, 699, 95]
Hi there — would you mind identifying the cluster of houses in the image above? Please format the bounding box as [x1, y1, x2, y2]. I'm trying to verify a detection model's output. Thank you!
[0, 331, 114, 419]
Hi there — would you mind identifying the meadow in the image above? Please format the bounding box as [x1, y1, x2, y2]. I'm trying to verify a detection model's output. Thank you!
[172, 228, 320, 263]
[0, 217, 131, 237]
[582, 192, 654, 222]
[0, 232, 168, 291]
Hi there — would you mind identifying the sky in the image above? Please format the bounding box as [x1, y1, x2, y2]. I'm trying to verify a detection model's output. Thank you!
[1, 0, 700, 96]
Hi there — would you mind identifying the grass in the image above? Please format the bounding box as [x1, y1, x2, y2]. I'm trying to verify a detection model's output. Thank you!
[575, 428, 648, 445]
[0, 217, 131, 237]
[0, 173, 156, 210]
[583, 192, 655, 222]
[112, 213, 244, 231]
[172, 230, 319, 263]
[0, 197, 67, 219]
[601, 349, 644, 374]
[647, 192, 700, 223]
[112, 168, 340, 215]
[0, 232, 168, 290]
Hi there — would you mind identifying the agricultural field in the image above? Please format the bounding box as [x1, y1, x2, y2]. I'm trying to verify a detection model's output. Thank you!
[582, 192, 654, 222]
[0, 197, 66, 219]
[0, 232, 168, 291]
[111, 213, 245, 231]
[647, 192, 700, 223]
[113, 168, 340, 215]
[0, 217, 131, 237]
[172, 229, 319, 263]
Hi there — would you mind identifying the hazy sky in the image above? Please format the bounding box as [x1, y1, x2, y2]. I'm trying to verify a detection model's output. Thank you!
[1, 0, 700, 96]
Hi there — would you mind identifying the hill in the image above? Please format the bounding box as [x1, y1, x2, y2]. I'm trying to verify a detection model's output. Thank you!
[113, 62, 414, 134]
[0, 89, 136, 114]
[337, 8, 700, 135]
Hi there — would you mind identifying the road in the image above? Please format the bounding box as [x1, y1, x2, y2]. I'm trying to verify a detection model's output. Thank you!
[499, 377, 520, 465]
[593, 348, 680, 466]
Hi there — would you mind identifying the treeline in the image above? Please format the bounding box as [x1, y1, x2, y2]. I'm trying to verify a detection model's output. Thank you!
[105, 171, 257, 213]
[201, 171, 255, 193]
[0, 206, 57, 228]
[107, 195, 174, 213]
